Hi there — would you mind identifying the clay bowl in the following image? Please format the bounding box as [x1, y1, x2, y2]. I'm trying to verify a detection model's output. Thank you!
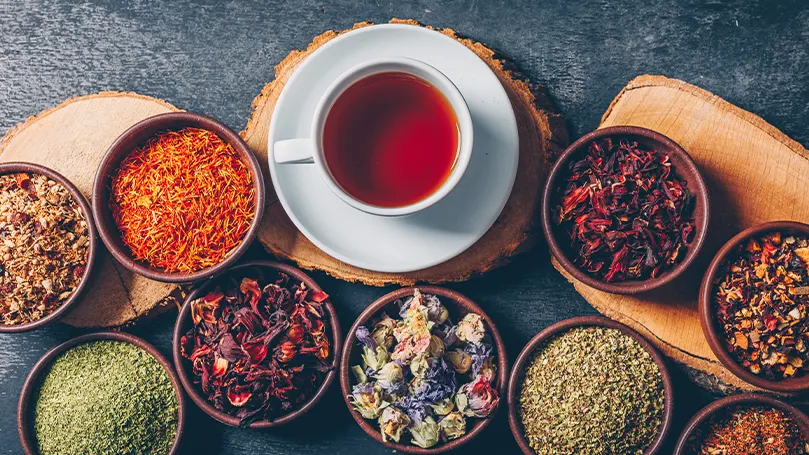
[0, 162, 97, 333]
[18, 331, 186, 455]
[173, 260, 342, 428]
[673, 393, 809, 454]
[541, 125, 710, 295]
[92, 112, 265, 284]
[340, 286, 508, 454]
[507, 316, 674, 455]
[699, 220, 809, 393]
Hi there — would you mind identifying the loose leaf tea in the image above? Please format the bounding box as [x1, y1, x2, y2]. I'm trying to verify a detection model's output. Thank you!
[554, 138, 695, 282]
[110, 127, 255, 273]
[180, 272, 332, 426]
[713, 232, 809, 380]
[688, 406, 808, 455]
[518, 326, 664, 455]
[0, 172, 89, 325]
[34, 341, 178, 455]
[349, 290, 499, 449]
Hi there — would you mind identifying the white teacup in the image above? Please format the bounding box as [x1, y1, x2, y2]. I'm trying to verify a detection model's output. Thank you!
[273, 57, 473, 217]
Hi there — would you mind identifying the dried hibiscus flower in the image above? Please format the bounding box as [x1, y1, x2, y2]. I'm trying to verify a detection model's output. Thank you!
[181, 272, 332, 426]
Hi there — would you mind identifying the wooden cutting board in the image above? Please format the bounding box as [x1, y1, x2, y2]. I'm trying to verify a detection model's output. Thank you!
[241, 19, 568, 286]
[555, 75, 809, 393]
[0, 93, 181, 328]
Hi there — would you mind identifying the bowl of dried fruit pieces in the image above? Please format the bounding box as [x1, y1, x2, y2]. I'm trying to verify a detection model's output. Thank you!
[541, 125, 710, 295]
[340, 286, 507, 453]
[700, 221, 809, 393]
[172, 261, 341, 428]
[0, 162, 97, 333]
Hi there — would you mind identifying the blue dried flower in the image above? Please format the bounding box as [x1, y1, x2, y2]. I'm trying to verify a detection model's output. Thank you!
[413, 358, 457, 404]
[435, 324, 458, 347]
[395, 395, 430, 423]
[464, 342, 493, 377]
[356, 325, 377, 349]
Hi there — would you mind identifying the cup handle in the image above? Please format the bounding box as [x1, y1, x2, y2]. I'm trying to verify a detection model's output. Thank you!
[274, 139, 316, 164]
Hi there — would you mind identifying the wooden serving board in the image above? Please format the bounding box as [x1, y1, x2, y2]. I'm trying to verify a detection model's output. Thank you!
[556, 75, 809, 393]
[0, 93, 181, 328]
[241, 19, 568, 286]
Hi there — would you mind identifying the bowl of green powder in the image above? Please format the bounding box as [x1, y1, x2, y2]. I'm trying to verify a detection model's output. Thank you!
[17, 331, 184, 455]
[507, 316, 674, 455]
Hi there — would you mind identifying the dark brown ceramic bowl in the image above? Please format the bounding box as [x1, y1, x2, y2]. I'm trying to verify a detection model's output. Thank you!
[541, 125, 710, 295]
[340, 286, 508, 454]
[507, 316, 674, 455]
[699, 220, 809, 393]
[92, 112, 265, 284]
[0, 162, 97, 333]
[172, 260, 342, 428]
[17, 331, 186, 455]
[673, 393, 809, 454]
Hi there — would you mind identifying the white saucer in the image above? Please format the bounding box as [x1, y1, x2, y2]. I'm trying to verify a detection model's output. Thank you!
[268, 24, 519, 273]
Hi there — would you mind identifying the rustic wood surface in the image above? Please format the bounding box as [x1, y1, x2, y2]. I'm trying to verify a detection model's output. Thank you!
[241, 19, 567, 286]
[552, 75, 809, 393]
[1, 1, 808, 454]
[0, 93, 180, 328]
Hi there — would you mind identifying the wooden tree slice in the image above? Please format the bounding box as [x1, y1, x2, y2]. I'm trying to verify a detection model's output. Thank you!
[0, 93, 180, 328]
[554, 75, 809, 393]
[241, 19, 568, 286]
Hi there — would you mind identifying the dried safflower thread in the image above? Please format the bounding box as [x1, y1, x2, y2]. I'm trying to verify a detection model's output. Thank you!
[0, 172, 89, 326]
[688, 406, 808, 455]
[518, 326, 664, 455]
[554, 137, 695, 282]
[180, 272, 332, 427]
[33, 341, 178, 455]
[713, 232, 809, 380]
[110, 127, 255, 273]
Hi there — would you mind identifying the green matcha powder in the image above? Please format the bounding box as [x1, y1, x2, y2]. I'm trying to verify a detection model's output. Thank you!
[34, 340, 179, 455]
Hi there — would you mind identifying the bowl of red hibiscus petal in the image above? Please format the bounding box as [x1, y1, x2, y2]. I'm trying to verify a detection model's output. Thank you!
[700, 221, 809, 393]
[673, 393, 809, 455]
[340, 286, 507, 454]
[172, 261, 341, 428]
[93, 112, 264, 283]
[0, 162, 96, 333]
[542, 125, 709, 294]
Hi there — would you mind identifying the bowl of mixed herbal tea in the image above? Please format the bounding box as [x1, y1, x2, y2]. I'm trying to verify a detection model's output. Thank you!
[173, 261, 341, 428]
[507, 316, 674, 455]
[340, 286, 507, 454]
[674, 393, 809, 455]
[0, 162, 96, 333]
[700, 221, 809, 393]
[541, 125, 709, 295]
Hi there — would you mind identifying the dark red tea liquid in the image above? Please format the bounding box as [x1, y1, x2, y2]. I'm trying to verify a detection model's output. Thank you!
[323, 72, 459, 208]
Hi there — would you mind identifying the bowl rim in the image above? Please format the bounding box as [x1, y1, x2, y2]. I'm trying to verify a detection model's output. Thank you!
[339, 285, 509, 454]
[172, 260, 342, 428]
[92, 111, 265, 284]
[17, 331, 186, 455]
[699, 220, 809, 393]
[0, 162, 97, 333]
[506, 315, 674, 455]
[540, 125, 710, 295]
[672, 393, 809, 454]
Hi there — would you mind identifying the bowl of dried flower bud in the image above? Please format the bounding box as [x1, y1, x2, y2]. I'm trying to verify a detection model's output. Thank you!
[541, 125, 710, 295]
[0, 162, 97, 333]
[700, 221, 809, 393]
[340, 286, 507, 454]
[172, 260, 341, 428]
[673, 393, 809, 455]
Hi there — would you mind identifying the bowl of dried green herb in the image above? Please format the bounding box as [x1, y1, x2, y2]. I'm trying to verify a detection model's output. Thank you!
[17, 331, 185, 455]
[173, 260, 341, 428]
[700, 221, 809, 393]
[673, 393, 809, 455]
[541, 125, 709, 295]
[339, 286, 508, 454]
[507, 316, 674, 455]
[0, 162, 97, 333]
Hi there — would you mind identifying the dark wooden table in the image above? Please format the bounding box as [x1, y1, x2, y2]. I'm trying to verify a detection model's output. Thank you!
[1, 1, 807, 453]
